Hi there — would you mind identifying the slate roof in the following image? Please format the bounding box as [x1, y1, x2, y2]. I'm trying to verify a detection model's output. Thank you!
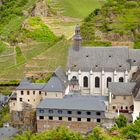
[129, 49, 140, 66]
[16, 67, 68, 92]
[54, 66, 68, 87]
[0, 94, 9, 105]
[0, 125, 19, 140]
[108, 82, 136, 96]
[42, 76, 66, 92]
[67, 46, 140, 71]
[16, 82, 46, 90]
[37, 95, 106, 111]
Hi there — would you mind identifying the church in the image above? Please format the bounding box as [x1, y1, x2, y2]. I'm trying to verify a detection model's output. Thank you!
[67, 25, 140, 95]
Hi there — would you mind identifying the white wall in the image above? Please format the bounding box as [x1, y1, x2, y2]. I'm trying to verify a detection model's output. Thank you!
[132, 100, 140, 121]
[68, 70, 127, 95]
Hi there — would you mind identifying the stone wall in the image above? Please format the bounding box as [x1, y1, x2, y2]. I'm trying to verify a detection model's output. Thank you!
[37, 120, 97, 134]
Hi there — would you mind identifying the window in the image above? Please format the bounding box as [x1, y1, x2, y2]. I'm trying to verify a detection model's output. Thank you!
[112, 95, 116, 99]
[39, 116, 44, 120]
[125, 106, 128, 110]
[49, 116, 53, 120]
[49, 110, 53, 114]
[123, 96, 126, 100]
[107, 77, 112, 88]
[68, 117, 72, 121]
[58, 110, 62, 114]
[96, 112, 101, 116]
[21, 91, 24, 95]
[83, 76, 88, 87]
[33, 91, 35, 95]
[77, 118, 81, 121]
[34, 99, 35, 102]
[45, 92, 47, 96]
[121, 106, 123, 109]
[27, 91, 29, 95]
[119, 77, 124, 82]
[39, 91, 41, 95]
[19, 98, 22, 102]
[87, 112, 91, 115]
[77, 111, 81, 115]
[97, 118, 101, 123]
[39, 109, 44, 113]
[72, 76, 77, 80]
[95, 77, 100, 88]
[112, 106, 116, 109]
[59, 117, 62, 120]
[28, 99, 30, 102]
[87, 118, 91, 122]
[68, 111, 72, 114]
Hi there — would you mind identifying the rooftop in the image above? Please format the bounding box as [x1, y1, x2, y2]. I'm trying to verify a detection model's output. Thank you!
[0, 124, 19, 140]
[108, 82, 136, 96]
[37, 95, 106, 111]
[68, 46, 140, 71]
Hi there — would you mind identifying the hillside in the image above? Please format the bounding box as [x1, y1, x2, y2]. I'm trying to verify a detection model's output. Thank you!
[81, 0, 140, 48]
[47, 0, 101, 18]
[0, 0, 101, 82]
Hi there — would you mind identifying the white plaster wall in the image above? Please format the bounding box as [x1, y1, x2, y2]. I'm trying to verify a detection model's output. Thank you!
[133, 100, 140, 121]
[65, 86, 69, 95]
[128, 66, 138, 80]
[16, 90, 42, 110]
[9, 100, 23, 112]
[68, 70, 127, 95]
[42, 91, 63, 99]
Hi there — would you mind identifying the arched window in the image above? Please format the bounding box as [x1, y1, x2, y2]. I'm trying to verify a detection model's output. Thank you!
[83, 76, 88, 87]
[95, 77, 100, 88]
[107, 77, 112, 88]
[119, 77, 124, 82]
[72, 76, 77, 80]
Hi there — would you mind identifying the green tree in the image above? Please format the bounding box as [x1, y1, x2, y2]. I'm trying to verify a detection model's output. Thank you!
[115, 114, 127, 128]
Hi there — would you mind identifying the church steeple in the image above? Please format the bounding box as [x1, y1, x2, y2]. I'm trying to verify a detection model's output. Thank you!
[73, 24, 82, 51]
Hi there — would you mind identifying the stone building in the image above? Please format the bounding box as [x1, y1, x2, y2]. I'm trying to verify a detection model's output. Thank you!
[9, 67, 68, 112]
[36, 95, 106, 133]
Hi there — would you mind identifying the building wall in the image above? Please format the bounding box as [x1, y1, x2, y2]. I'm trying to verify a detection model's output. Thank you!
[132, 100, 140, 121]
[42, 91, 64, 99]
[15, 90, 42, 111]
[68, 69, 130, 95]
[109, 95, 133, 113]
[37, 119, 98, 134]
[36, 107, 105, 132]
[37, 108, 105, 119]
[9, 100, 23, 112]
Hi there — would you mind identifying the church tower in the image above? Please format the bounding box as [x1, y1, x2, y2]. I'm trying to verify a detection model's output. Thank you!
[73, 24, 82, 51]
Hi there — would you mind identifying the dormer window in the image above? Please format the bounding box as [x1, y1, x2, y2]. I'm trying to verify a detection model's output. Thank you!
[86, 55, 89, 58]
[95, 65, 98, 68]
[109, 55, 111, 58]
[133, 60, 136, 63]
[119, 65, 122, 68]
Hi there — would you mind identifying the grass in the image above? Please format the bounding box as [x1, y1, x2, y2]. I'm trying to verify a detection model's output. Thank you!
[47, 0, 101, 18]
[25, 38, 70, 77]
[23, 17, 58, 42]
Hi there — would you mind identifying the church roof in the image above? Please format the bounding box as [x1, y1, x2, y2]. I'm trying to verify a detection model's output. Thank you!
[37, 95, 106, 111]
[108, 82, 136, 96]
[67, 46, 140, 71]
